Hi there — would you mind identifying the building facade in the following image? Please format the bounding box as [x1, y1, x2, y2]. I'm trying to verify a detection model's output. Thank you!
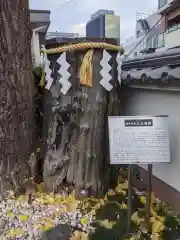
[157, 0, 180, 50]
[86, 9, 120, 42]
[46, 32, 79, 40]
[86, 14, 105, 38]
[30, 9, 51, 66]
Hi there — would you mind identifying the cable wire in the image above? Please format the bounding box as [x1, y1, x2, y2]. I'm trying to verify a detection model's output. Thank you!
[56, 0, 78, 10]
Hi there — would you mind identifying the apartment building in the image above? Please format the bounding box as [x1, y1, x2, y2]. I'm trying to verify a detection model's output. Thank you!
[135, 11, 162, 54]
[123, 0, 180, 57]
[122, 11, 162, 57]
[157, 0, 180, 50]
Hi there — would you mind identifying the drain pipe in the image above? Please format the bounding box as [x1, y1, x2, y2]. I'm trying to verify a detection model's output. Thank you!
[31, 25, 47, 66]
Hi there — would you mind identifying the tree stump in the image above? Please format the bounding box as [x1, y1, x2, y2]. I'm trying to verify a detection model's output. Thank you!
[42, 38, 121, 197]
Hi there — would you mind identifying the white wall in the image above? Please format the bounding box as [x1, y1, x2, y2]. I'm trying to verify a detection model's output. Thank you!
[123, 87, 180, 191]
[30, 11, 50, 23]
[31, 31, 41, 66]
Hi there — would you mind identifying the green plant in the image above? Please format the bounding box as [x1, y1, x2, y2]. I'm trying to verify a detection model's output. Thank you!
[164, 213, 178, 230]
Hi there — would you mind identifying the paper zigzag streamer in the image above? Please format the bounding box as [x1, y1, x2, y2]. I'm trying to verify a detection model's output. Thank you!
[116, 52, 124, 85]
[41, 45, 53, 90]
[57, 52, 72, 95]
[100, 49, 113, 91]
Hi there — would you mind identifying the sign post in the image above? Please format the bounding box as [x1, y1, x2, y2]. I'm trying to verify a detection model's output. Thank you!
[108, 116, 170, 232]
[146, 164, 153, 232]
[127, 164, 132, 232]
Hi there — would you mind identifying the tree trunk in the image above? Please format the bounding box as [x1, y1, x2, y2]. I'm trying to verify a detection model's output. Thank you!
[0, 0, 34, 193]
[43, 40, 120, 197]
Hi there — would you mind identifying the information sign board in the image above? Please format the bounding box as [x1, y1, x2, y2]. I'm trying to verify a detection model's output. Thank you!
[108, 116, 171, 164]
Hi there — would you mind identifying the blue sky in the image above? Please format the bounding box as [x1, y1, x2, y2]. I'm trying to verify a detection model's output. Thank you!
[29, 0, 157, 42]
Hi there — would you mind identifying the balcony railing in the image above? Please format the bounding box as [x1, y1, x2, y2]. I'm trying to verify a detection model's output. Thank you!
[166, 26, 180, 48]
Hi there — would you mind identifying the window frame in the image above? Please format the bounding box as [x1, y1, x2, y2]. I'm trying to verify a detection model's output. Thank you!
[158, 0, 167, 9]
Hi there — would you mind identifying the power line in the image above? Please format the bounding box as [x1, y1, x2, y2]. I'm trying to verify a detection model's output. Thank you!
[56, 0, 78, 10]
[127, 1, 176, 57]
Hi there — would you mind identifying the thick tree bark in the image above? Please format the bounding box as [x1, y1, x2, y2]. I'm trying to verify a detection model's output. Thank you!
[0, 1, 34, 193]
[43, 41, 121, 197]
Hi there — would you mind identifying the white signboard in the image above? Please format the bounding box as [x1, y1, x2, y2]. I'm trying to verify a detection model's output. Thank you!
[108, 116, 171, 164]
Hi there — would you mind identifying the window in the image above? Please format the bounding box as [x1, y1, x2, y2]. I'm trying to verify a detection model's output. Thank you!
[158, 0, 167, 9]
[146, 37, 153, 49]
[157, 33, 165, 48]
[136, 30, 140, 38]
[168, 24, 178, 32]
[167, 15, 180, 33]
[153, 36, 158, 48]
